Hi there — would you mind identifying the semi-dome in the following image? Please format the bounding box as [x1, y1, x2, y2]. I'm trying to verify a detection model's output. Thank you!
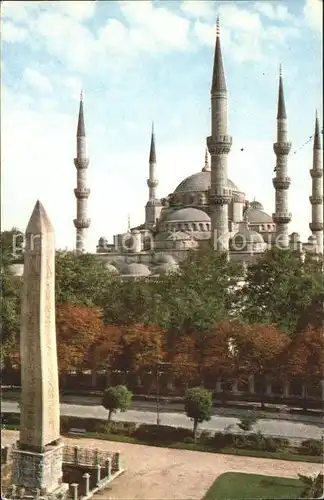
[174, 171, 239, 194]
[246, 208, 273, 224]
[166, 207, 210, 222]
[122, 262, 151, 277]
[152, 252, 177, 265]
[230, 228, 266, 252]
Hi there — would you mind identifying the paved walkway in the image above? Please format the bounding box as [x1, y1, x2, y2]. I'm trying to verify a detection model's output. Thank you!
[2, 430, 322, 500]
[3, 401, 323, 442]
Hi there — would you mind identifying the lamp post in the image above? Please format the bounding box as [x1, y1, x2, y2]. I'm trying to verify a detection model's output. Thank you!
[156, 361, 170, 426]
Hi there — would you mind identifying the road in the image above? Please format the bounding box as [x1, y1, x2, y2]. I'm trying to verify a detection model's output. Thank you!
[2, 401, 323, 442]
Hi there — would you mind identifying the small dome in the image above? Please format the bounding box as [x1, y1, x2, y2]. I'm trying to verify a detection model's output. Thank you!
[98, 237, 108, 245]
[166, 208, 210, 222]
[152, 252, 177, 265]
[308, 235, 317, 243]
[105, 263, 119, 274]
[122, 263, 151, 276]
[290, 232, 300, 241]
[246, 208, 273, 224]
[111, 256, 128, 272]
[167, 231, 191, 241]
[249, 200, 264, 211]
[174, 171, 239, 194]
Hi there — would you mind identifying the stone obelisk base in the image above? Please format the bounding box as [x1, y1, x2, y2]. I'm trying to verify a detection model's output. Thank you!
[12, 441, 68, 499]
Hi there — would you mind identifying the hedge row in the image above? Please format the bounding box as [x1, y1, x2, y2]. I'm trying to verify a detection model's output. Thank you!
[1, 413, 322, 457]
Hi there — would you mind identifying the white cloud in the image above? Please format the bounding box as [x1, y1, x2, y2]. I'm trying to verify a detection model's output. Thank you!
[119, 1, 190, 51]
[52, 1, 97, 21]
[304, 0, 323, 33]
[253, 2, 292, 21]
[23, 68, 53, 93]
[180, 0, 215, 20]
[2, 21, 28, 42]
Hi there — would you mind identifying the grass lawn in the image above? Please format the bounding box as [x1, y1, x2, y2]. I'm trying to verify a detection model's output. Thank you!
[203, 472, 303, 500]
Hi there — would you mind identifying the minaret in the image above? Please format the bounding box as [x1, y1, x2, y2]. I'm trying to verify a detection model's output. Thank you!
[207, 17, 232, 251]
[309, 110, 323, 254]
[202, 148, 210, 172]
[145, 123, 161, 229]
[272, 65, 292, 248]
[74, 91, 91, 253]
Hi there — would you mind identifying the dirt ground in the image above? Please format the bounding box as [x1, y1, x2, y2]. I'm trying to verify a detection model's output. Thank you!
[2, 430, 322, 500]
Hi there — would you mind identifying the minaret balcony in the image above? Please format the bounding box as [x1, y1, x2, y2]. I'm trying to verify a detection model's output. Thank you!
[207, 135, 232, 155]
[310, 169, 323, 178]
[74, 188, 90, 199]
[273, 142, 291, 155]
[209, 187, 232, 205]
[272, 212, 292, 224]
[147, 179, 159, 188]
[272, 176, 291, 189]
[74, 158, 89, 169]
[309, 195, 323, 204]
[309, 222, 324, 231]
[73, 217, 91, 229]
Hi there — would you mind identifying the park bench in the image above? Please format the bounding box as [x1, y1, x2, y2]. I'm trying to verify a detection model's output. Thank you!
[68, 428, 86, 435]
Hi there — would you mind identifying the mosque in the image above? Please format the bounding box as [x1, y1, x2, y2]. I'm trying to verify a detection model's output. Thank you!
[72, 20, 323, 278]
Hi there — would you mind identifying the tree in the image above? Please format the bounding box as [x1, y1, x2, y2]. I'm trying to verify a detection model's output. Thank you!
[55, 251, 118, 307]
[184, 387, 213, 440]
[56, 303, 105, 375]
[0, 227, 24, 266]
[239, 248, 323, 335]
[295, 292, 324, 333]
[1, 263, 22, 370]
[283, 326, 324, 387]
[229, 323, 290, 408]
[298, 473, 323, 499]
[102, 385, 132, 421]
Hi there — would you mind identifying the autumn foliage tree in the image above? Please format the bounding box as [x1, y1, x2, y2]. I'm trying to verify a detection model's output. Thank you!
[116, 323, 165, 376]
[56, 303, 105, 375]
[283, 326, 324, 387]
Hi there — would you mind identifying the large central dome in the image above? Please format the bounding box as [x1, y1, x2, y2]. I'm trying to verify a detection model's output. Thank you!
[174, 171, 239, 194]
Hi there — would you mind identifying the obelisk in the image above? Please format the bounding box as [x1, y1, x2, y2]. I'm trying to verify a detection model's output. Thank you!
[12, 201, 68, 498]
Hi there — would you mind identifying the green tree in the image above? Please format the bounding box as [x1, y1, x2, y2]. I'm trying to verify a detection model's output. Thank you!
[295, 292, 324, 333]
[0, 227, 24, 266]
[239, 248, 323, 335]
[55, 251, 118, 307]
[184, 387, 213, 440]
[101, 385, 132, 421]
[298, 473, 323, 499]
[1, 264, 22, 369]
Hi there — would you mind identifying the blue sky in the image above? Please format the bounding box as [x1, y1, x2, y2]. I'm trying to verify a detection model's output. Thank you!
[2, 0, 323, 250]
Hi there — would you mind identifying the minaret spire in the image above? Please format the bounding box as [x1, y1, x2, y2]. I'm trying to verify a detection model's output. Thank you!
[211, 15, 227, 93]
[272, 65, 292, 248]
[207, 15, 232, 251]
[309, 109, 323, 253]
[202, 147, 210, 172]
[145, 123, 161, 229]
[73, 91, 91, 253]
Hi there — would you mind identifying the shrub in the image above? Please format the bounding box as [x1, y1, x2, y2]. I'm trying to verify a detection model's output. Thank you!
[133, 424, 191, 444]
[299, 439, 322, 456]
[183, 436, 195, 444]
[237, 412, 258, 433]
[105, 421, 136, 436]
[1, 413, 20, 427]
[199, 430, 212, 445]
[211, 432, 236, 449]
